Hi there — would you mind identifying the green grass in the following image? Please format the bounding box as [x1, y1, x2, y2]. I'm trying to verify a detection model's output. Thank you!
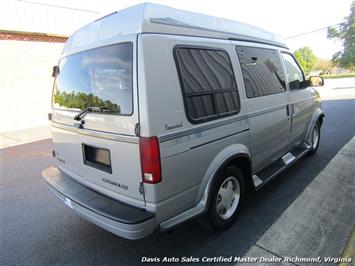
[321, 73, 355, 79]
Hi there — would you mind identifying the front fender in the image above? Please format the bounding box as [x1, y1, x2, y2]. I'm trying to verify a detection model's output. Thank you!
[193, 144, 251, 207]
[305, 107, 324, 145]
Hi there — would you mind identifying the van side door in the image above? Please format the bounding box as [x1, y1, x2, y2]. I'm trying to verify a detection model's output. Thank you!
[236, 46, 291, 172]
[280, 52, 314, 146]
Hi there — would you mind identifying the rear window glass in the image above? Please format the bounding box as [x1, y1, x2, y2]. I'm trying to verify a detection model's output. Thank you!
[53, 42, 133, 115]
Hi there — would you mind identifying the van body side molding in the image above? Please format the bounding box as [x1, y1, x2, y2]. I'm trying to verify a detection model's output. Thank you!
[159, 115, 248, 142]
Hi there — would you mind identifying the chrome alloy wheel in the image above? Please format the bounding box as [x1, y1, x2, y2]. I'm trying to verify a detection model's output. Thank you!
[216, 176, 240, 220]
[312, 123, 320, 150]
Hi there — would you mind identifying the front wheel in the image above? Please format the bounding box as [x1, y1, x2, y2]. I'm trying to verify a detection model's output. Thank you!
[206, 166, 245, 230]
[309, 121, 321, 155]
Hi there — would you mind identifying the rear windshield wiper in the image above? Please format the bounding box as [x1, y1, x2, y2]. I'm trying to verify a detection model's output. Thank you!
[74, 106, 120, 121]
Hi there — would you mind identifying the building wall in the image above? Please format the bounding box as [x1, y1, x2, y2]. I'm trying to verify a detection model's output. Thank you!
[0, 31, 68, 43]
[0, 40, 64, 131]
[0, 0, 99, 132]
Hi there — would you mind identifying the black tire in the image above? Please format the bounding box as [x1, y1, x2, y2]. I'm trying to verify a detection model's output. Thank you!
[309, 120, 321, 155]
[206, 166, 245, 230]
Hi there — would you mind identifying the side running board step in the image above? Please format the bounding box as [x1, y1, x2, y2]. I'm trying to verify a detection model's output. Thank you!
[253, 143, 311, 189]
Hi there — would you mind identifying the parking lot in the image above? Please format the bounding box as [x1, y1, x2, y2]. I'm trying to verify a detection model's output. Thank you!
[1, 80, 354, 265]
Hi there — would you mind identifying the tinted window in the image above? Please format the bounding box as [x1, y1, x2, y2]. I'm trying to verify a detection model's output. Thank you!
[281, 53, 305, 90]
[236, 46, 286, 98]
[175, 47, 240, 122]
[53, 43, 133, 115]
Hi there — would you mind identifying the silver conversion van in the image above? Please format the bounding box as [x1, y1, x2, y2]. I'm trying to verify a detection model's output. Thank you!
[42, 3, 325, 239]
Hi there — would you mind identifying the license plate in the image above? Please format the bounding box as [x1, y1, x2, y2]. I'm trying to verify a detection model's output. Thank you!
[82, 144, 112, 174]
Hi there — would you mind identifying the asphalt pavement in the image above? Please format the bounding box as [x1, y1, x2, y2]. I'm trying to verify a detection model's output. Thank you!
[1, 98, 355, 265]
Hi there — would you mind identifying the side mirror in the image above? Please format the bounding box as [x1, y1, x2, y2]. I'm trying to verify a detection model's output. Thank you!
[52, 65, 59, 78]
[309, 76, 324, 87]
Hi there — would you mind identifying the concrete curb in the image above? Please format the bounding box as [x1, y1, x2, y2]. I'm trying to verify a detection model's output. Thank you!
[239, 137, 355, 265]
[339, 229, 355, 266]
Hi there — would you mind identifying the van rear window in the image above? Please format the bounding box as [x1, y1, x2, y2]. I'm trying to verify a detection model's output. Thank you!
[53, 42, 133, 115]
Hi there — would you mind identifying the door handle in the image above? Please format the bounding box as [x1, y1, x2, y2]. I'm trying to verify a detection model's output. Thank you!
[286, 105, 290, 116]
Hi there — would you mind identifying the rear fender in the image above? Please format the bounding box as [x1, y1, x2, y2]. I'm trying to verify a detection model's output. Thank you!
[194, 144, 251, 209]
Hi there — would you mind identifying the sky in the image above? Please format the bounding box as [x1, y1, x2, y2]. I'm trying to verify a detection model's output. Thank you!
[6, 0, 354, 59]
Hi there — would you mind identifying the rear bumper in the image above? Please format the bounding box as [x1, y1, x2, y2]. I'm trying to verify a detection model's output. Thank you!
[42, 166, 155, 240]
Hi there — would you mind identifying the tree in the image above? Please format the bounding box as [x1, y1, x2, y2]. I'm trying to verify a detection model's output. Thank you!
[327, 1, 355, 70]
[53, 91, 119, 111]
[293, 47, 317, 75]
[313, 58, 335, 74]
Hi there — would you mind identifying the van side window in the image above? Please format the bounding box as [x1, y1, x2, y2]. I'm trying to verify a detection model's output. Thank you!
[236, 46, 286, 98]
[281, 53, 305, 90]
[174, 47, 240, 123]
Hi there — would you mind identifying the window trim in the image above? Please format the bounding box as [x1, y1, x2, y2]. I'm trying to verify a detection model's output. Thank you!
[280, 51, 307, 89]
[52, 41, 135, 117]
[235, 45, 287, 99]
[173, 45, 241, 124]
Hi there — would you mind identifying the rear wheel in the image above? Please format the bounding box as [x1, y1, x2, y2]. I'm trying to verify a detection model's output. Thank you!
[309, 121, 321, 155]
[206, 166, 245, 230]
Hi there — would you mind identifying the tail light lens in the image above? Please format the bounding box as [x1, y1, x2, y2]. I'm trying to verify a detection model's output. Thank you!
[139, 137, 162, 184]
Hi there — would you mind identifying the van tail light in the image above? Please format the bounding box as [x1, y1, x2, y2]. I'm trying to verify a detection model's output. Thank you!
[139, 137, 162, 184]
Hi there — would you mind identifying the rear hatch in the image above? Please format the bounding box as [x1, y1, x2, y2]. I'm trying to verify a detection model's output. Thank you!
[51, 39, 145, 207]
